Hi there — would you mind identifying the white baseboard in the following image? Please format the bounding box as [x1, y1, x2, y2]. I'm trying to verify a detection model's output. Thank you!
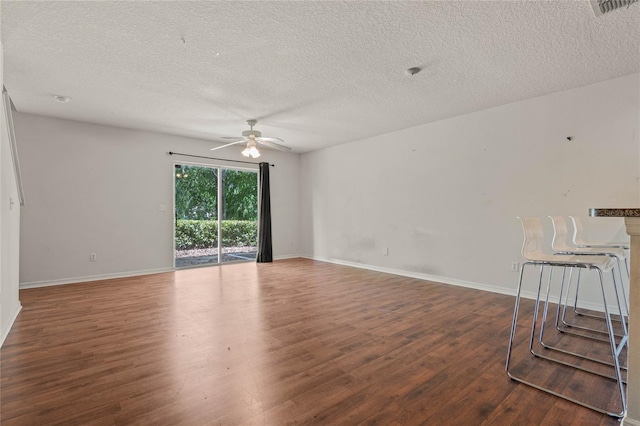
[274, 254, 301, 260]
[1, 303, 22, 348]
[303, 254, 515, 295]
[624, 417, 640, 426]
[19, 267, 174, 289]
[301, 255, 608, 313]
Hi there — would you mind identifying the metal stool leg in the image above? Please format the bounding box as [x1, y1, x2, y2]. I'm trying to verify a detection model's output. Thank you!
[506, 263, 627, 418]
[572, 258, 629, 328]
[538, 268, 628, 379]
[559, 261, 627, 339]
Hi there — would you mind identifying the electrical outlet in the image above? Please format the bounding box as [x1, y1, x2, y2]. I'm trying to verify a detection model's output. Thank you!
[90, 253, 97, 262]
[383, 247, 389, 256]
[511, 261, 519, 272]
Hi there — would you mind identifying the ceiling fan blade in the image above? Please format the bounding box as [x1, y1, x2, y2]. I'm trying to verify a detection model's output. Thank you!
[257, 137, 292, 152]
[260, 137, 285, 144]
[221, 136, 245, 140]
[210, 140, 246, 151]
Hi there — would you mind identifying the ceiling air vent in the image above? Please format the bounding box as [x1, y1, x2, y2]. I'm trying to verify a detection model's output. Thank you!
[590, 0, 638, 16]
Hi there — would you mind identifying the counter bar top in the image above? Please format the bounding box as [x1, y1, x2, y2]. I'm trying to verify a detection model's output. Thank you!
[590, 208, 640, 217]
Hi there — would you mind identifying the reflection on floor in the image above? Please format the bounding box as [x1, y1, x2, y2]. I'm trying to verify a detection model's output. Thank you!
[175, 250, 257, 268]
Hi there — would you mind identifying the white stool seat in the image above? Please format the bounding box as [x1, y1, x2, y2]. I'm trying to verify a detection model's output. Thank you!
[529, 252, 616, 271]
[561, 246, 625, 259]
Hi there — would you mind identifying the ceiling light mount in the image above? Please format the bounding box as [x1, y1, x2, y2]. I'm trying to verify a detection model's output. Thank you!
[53, 95, 71, 103]
[242, 119, 261, 138]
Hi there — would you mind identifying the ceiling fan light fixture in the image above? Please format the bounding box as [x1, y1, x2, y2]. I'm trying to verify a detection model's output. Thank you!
[210, 119, 289, 155]
[241, 139, 260, 158]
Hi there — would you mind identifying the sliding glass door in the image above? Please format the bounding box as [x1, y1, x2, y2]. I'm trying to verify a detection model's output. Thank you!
[174, 164, 258, 268]
[219, 169, 259, 263]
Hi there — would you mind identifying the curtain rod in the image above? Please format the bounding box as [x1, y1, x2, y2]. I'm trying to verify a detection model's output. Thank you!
[167, 151, 274, 167]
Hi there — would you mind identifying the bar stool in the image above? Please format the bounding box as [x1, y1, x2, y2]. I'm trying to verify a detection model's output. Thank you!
[549, 216, 629, 336]
[506, 217, 626, 418]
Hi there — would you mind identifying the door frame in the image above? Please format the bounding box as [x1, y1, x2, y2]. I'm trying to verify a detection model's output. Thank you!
[172, 161, 259, 269]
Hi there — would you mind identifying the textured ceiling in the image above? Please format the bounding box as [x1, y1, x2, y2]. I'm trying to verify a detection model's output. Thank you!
[1, 1, 639, 153]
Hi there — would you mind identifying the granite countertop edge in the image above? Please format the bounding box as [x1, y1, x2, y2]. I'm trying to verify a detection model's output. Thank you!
[590, 208, 640, 217]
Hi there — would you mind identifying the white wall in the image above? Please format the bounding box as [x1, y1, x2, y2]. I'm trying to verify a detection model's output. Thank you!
[11, 73, 640, 304]
[15, 113, 300, 286]
[0, 39, 23, 345]
[300, 73, 640, 305]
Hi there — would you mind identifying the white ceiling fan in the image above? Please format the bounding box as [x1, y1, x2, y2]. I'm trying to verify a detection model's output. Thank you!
[210, 119, 292, 158]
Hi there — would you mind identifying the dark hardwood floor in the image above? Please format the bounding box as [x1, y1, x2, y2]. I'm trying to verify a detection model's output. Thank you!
[0, 258, 621, 425]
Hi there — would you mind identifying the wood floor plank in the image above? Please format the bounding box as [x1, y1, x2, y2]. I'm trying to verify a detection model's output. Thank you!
[0, 259, 621, 425]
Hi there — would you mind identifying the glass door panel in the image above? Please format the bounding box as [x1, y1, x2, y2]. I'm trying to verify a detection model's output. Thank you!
[174, 165, 219, 267]
[220, 168, 258, 263]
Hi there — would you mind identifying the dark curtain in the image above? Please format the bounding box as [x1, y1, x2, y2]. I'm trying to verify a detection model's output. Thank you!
[256, 162, 273, 263]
